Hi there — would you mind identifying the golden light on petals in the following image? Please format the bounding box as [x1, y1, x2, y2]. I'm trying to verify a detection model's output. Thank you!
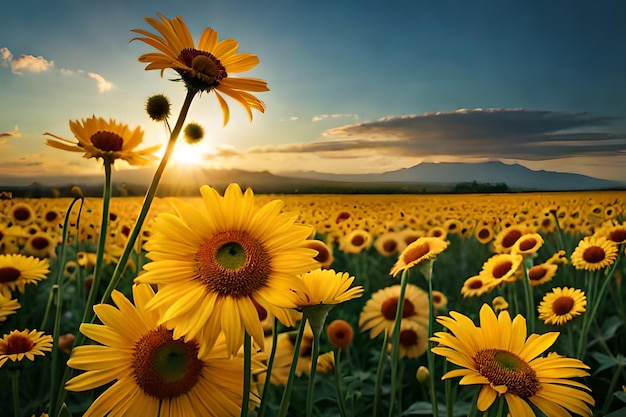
[0, 329, 53, 367]
[538, 287, 587, 326]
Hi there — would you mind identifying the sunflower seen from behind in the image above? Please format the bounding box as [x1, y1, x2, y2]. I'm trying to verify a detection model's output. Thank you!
[131, 13, 269, 125]
[136, 183, 318, 356]
[65, 284, 257, 417]
[431, 304, 594, 416]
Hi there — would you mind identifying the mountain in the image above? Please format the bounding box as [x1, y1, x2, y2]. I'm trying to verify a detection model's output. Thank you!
[278, 161, 624, 191]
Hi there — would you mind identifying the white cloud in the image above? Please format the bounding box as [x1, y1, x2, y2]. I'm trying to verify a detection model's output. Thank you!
[60, 68, 74, 76]
[1, 47, 13, 66]
[87, 72, 113, 93]
[10, 54, 54, 75]
[312, 113, 359, 122]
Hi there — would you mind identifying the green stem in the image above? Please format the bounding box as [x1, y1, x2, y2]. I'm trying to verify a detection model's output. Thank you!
[258, 318, 280, 417]
[277, 319, 306, 417]
[601, 363, 623, 415]
[306, 321, 322, 417]
[240, 332, 251, 417]
[10, 369, 20, 417]
[372, 331, 388, 417]
[48, 196, 83, 417]
[466, 387, 480, 417]
[334, 348, 348, 417]
[521, 257, 535, 334]
[494, 395, 505, 417]
[80, 159, 112, 325]
[40, 284, 58, 331]
[424, 262, 439, 417]
[388, 269, 410, 417]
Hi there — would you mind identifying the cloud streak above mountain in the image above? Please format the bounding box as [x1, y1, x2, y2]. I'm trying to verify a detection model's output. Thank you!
[241, 109, 625, 161]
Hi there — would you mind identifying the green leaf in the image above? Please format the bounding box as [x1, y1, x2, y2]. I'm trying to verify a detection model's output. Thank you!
[614, 391, 626, 404]
[590, 352, 626, 374]
[56, 403, 73, 417]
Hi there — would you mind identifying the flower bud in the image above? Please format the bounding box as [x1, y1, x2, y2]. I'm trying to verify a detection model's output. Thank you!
[416, 365, 430, 386]
[183, 122, 204, 144]
[325, 319, 354, 350]
[145, 94, 171, 122]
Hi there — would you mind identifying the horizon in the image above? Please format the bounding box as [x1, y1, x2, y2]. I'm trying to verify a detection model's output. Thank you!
[2, 1, 626, 183]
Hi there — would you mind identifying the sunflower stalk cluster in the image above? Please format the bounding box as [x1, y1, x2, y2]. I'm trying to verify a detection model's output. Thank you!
[1, 10, 625, 417]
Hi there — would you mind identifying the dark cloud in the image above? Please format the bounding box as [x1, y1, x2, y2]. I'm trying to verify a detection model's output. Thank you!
[244, 109, 625, 161]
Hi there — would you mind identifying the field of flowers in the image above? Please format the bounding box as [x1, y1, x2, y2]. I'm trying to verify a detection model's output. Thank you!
[0, 189, 624, 417]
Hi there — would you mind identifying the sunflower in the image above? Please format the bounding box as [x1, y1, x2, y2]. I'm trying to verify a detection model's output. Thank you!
[491, 296, 509, 312]
[373, 231, 401, 257]
[295, 268, 363, 307]
[479, 253, 524, 285]
[571, 235, 618, 271]
[0, 254, 50, 298]
[9, 202, 35, 226]
[431, 304, 594, 416]
[510, 233, 544, 256]
[386, 319, 428, 359]
[303, 239, 334, 269]
[461, 275, 497, 298]
[135, 183, 318, 356]
[598, 223, 626, 245]
[431, 290, 448, 311]
[0, 293, 20, 322]
[66, 284, 258, 417]
[0, 329, 53, 368]
[23, 231, 58, 258]
[359, 284, 429, 338]
[339, 229, 372, 254]
[390, 237, 449, 277]
[131, 13, 269, 125]
[44, 116, 160, 165]
[492, 224, 533, 254]
[538, 287, 586, 326]
[474, 223, 495, 245]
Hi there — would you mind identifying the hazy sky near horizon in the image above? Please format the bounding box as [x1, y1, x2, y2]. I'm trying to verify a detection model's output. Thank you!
[1, 0, 626, 182]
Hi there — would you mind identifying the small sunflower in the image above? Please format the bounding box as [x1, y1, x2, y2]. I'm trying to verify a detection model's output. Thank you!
[373, 231, 401, 257]
[44, 116, 160, 165]
[386, 319, 428, 359]
[527, 263, 558, 287]
[339, 229, 372, 254]
[303, 239, 334, 269]
[0, 254, 50, 298]
[0, 293, 20, 322]
[510, 233, 544, 256]
[0, 329, 53, 368]
[135, 183, 318, 356]
[479, 253, 524, 285]
[326, 319, 354, 350]
[9, 202, 35, 226]
[131, 13, 269, 125]
[491, 296, 509, 312]
[492, 224, 533, 254]
[296, 268, 363, 307]
[461, 275, 497, 298]
[571, 235, 618, 271]
[538, 287, 586, 326]
[359, 284, 429, 338]
[390, 237, 449, 277]
[66, 284, 258, 417]
[431, 304, 594, 416]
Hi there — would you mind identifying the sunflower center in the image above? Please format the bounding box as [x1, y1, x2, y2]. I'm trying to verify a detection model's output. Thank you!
[477, 228, 491, 240]
[552, 296, 575, 315]
[12, 207, 32, 222]
[381, 296, 416, 320]
[90, 131, 124, 152]
[582, 246, 606, 264]
[502, 230, 522, 249]
[4, 333, 35, 355]
[468, 278, 484, 289]
[0, 267, 21, 283]
[132, 326, 203, 399]
[492, 261, 513, 279]
[399, 328, 418, 346]
[528, 266, 547, 281]
[195, 230, 272, 297]
[351, 235, 366, 246]
[382, 239, 397, 253]
[403, 243, 430, 264]
[518, 238, 537, 251]
[178, 48, 227, 90]
[474, 349, 540, 398]
[609, 229, 626, 243]
[30, 236, 51, 250]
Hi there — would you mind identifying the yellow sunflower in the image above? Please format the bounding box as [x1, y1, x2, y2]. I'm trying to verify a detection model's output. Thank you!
[44, 116, 160, 165]
[0, 329, 53, 368]
[571, 235, 618, 271]
[303, 239, 334, 269]
[0, 254, 50, 297]
[386, 319, 428, 359]
[359, 283, 429, 338]
[390, 237, 449, 277]
[510, 232, 544, 256]
[131, 13, 269, 125]
[135, 183, 318, 356]
[461, 275, 497, 298]
[538, 287, 586, 326]
[295, 268, 363, 307]
[339, 229, 372, 254]
[479, 253, 524, 285]
[0, 293, 20, 322]
[66, 284, 258, 417]
[431, 304, 594, 416]
[491, 296, 509, 312]
[492, 224, 533, 254]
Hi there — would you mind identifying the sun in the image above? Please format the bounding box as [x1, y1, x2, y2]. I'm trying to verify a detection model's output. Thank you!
[172, 143, 205, 166]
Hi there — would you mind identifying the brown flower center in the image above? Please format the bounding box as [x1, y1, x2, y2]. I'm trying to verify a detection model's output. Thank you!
[0, 267, 21, 283]
[90, 131, 124, 152]
[528, 266, 547, 281]
[178, 48, 227, 90]
[518, 238, 537, 252]
[132, 326, 203, 399]
[608, 229, 626, 244]
[501, 230, 522, 249]
[3, 333, 35, 355]
[582, 246, 606, 264]
[492, 261, 513, 279]
[474, 349, 540, 398]
[467, 278, 484, 289]
[12, 206, 32, 222]
[477, 228, 491, 240]
[351, 234, 366, 247]
[552, 296, 575, 316]
[195, 230, 271, 297]
[402, 243, 430, 264]
[382, 239, 397, 254]
[30, 236, 51, 250]
[381, 296, 416, 320]
[399, 328, 418, 346]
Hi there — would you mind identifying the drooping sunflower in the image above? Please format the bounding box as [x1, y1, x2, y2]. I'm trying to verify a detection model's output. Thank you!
[0, 254, 50, 298]
[44, 116, 160, 165]
[135, 183, 318, 356]
[0, 329, 53, 368]
[0, 293, 20, 322]
[390, 237, 449, 277]
[66, 284, 258, 417]
[431, 304, 594, 416]
[359, 283, 429, 338]
[131, 13, 269, 125]
[571, 235, 618, 271]
[538, 287, 586, 326]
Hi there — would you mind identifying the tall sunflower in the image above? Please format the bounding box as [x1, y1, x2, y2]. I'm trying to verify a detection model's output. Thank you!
[131, 13, 269, 125]
[66, 284, 258, 417]
[0, 254, 50, 298]
[571, 235, 618, 271]
[135, 183, 318, 356]
[538, 287, 586, 326]
[431, 304, 594, 416]
[44, 116, 160, 165]
[0, 329, 53, 368]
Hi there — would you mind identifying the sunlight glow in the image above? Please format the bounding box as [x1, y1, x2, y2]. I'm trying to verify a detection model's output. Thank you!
[172, 143, 205, 166]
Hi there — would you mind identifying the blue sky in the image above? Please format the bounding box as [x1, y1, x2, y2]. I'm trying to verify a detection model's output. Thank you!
[1, 0, 625, 182]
